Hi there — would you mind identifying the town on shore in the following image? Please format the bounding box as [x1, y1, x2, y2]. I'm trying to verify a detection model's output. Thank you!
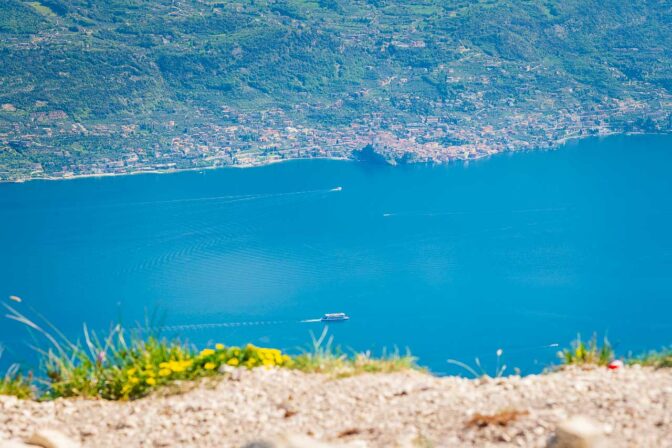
[2, 97, 671, 183]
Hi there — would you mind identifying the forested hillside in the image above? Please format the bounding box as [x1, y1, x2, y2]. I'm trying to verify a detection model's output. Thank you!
[1, 0, 671, 180]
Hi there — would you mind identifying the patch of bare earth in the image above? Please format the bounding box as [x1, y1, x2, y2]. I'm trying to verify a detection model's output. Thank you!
[1, 366, 670, 447]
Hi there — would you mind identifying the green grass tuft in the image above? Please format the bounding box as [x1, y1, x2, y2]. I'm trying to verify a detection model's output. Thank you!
[290, 327, 418, 378]
[628, 348, 672, 369]
[560, 334, 614, 366]
[0, 373, 33, 399]
[0, 346, 33, 399]
[447, 347, 510, 378]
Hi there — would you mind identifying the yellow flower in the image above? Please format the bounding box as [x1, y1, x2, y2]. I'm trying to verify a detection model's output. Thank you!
[167, 360, 191, 373]
[159, 368, 172, 377]
[271, 350, 283, 364]
[159, 362, 169, 369]
[130, 377, 140, 384]
[200, 349, 215, 357]
[146, 378, 156, 386]
[127, 368, 137, 376]
[227, 358, 239, 366]
[204, 362, 216, 370]
[215, 343, 225, 351]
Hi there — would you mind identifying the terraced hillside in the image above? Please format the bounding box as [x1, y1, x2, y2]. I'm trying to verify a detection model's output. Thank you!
[1, 0, 671, 180]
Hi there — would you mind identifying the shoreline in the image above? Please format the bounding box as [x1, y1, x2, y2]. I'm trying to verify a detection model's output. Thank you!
[0, 131, 665, 185]
[3, 155, 354, 185]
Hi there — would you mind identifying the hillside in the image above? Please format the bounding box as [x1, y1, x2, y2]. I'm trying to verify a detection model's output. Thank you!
[1, 366, 671, 447]
[1, 0, 671, 181]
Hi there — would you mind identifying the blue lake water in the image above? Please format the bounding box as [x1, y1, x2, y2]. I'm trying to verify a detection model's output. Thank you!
[1, 134, 671, 375]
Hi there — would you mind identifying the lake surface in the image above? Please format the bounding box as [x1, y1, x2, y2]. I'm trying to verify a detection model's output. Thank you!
[1, 134, 671, 374]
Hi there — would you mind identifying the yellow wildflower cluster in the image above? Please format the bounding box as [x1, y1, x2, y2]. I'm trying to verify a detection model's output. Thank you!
[111, 340, 293, 400]
[252, 346, 289, 367]
[194, 342, 293, 371]
[159, 359, 193, 373]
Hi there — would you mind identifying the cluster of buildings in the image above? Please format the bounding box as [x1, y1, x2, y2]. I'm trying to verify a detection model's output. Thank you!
[1, 85, 671, 181]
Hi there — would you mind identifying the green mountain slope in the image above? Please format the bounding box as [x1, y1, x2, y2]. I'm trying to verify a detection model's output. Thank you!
[1, 0, 671, 180]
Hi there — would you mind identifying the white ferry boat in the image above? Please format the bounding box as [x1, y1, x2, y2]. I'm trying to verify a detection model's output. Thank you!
[321, 312, 349, 322]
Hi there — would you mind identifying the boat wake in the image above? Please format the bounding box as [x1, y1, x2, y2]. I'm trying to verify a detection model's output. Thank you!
[148, 315, 335, 332]
[149, 320, 288, 332]
[73, 186, 346, 211]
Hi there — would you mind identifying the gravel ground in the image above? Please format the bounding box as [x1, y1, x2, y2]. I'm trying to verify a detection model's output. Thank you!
[0, 365, 670, 447]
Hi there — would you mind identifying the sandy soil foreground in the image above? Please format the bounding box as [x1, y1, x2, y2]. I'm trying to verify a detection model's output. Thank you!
[1, 366, 670, 448]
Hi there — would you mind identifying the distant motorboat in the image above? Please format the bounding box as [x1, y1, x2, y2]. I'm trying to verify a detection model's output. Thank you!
[330, 186, 343, 192]
[321, 312, 349, 322]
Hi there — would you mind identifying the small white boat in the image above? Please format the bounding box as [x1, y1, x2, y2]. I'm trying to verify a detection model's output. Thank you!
[321, 312, 349, 322]
[330, 186, 343, 192]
